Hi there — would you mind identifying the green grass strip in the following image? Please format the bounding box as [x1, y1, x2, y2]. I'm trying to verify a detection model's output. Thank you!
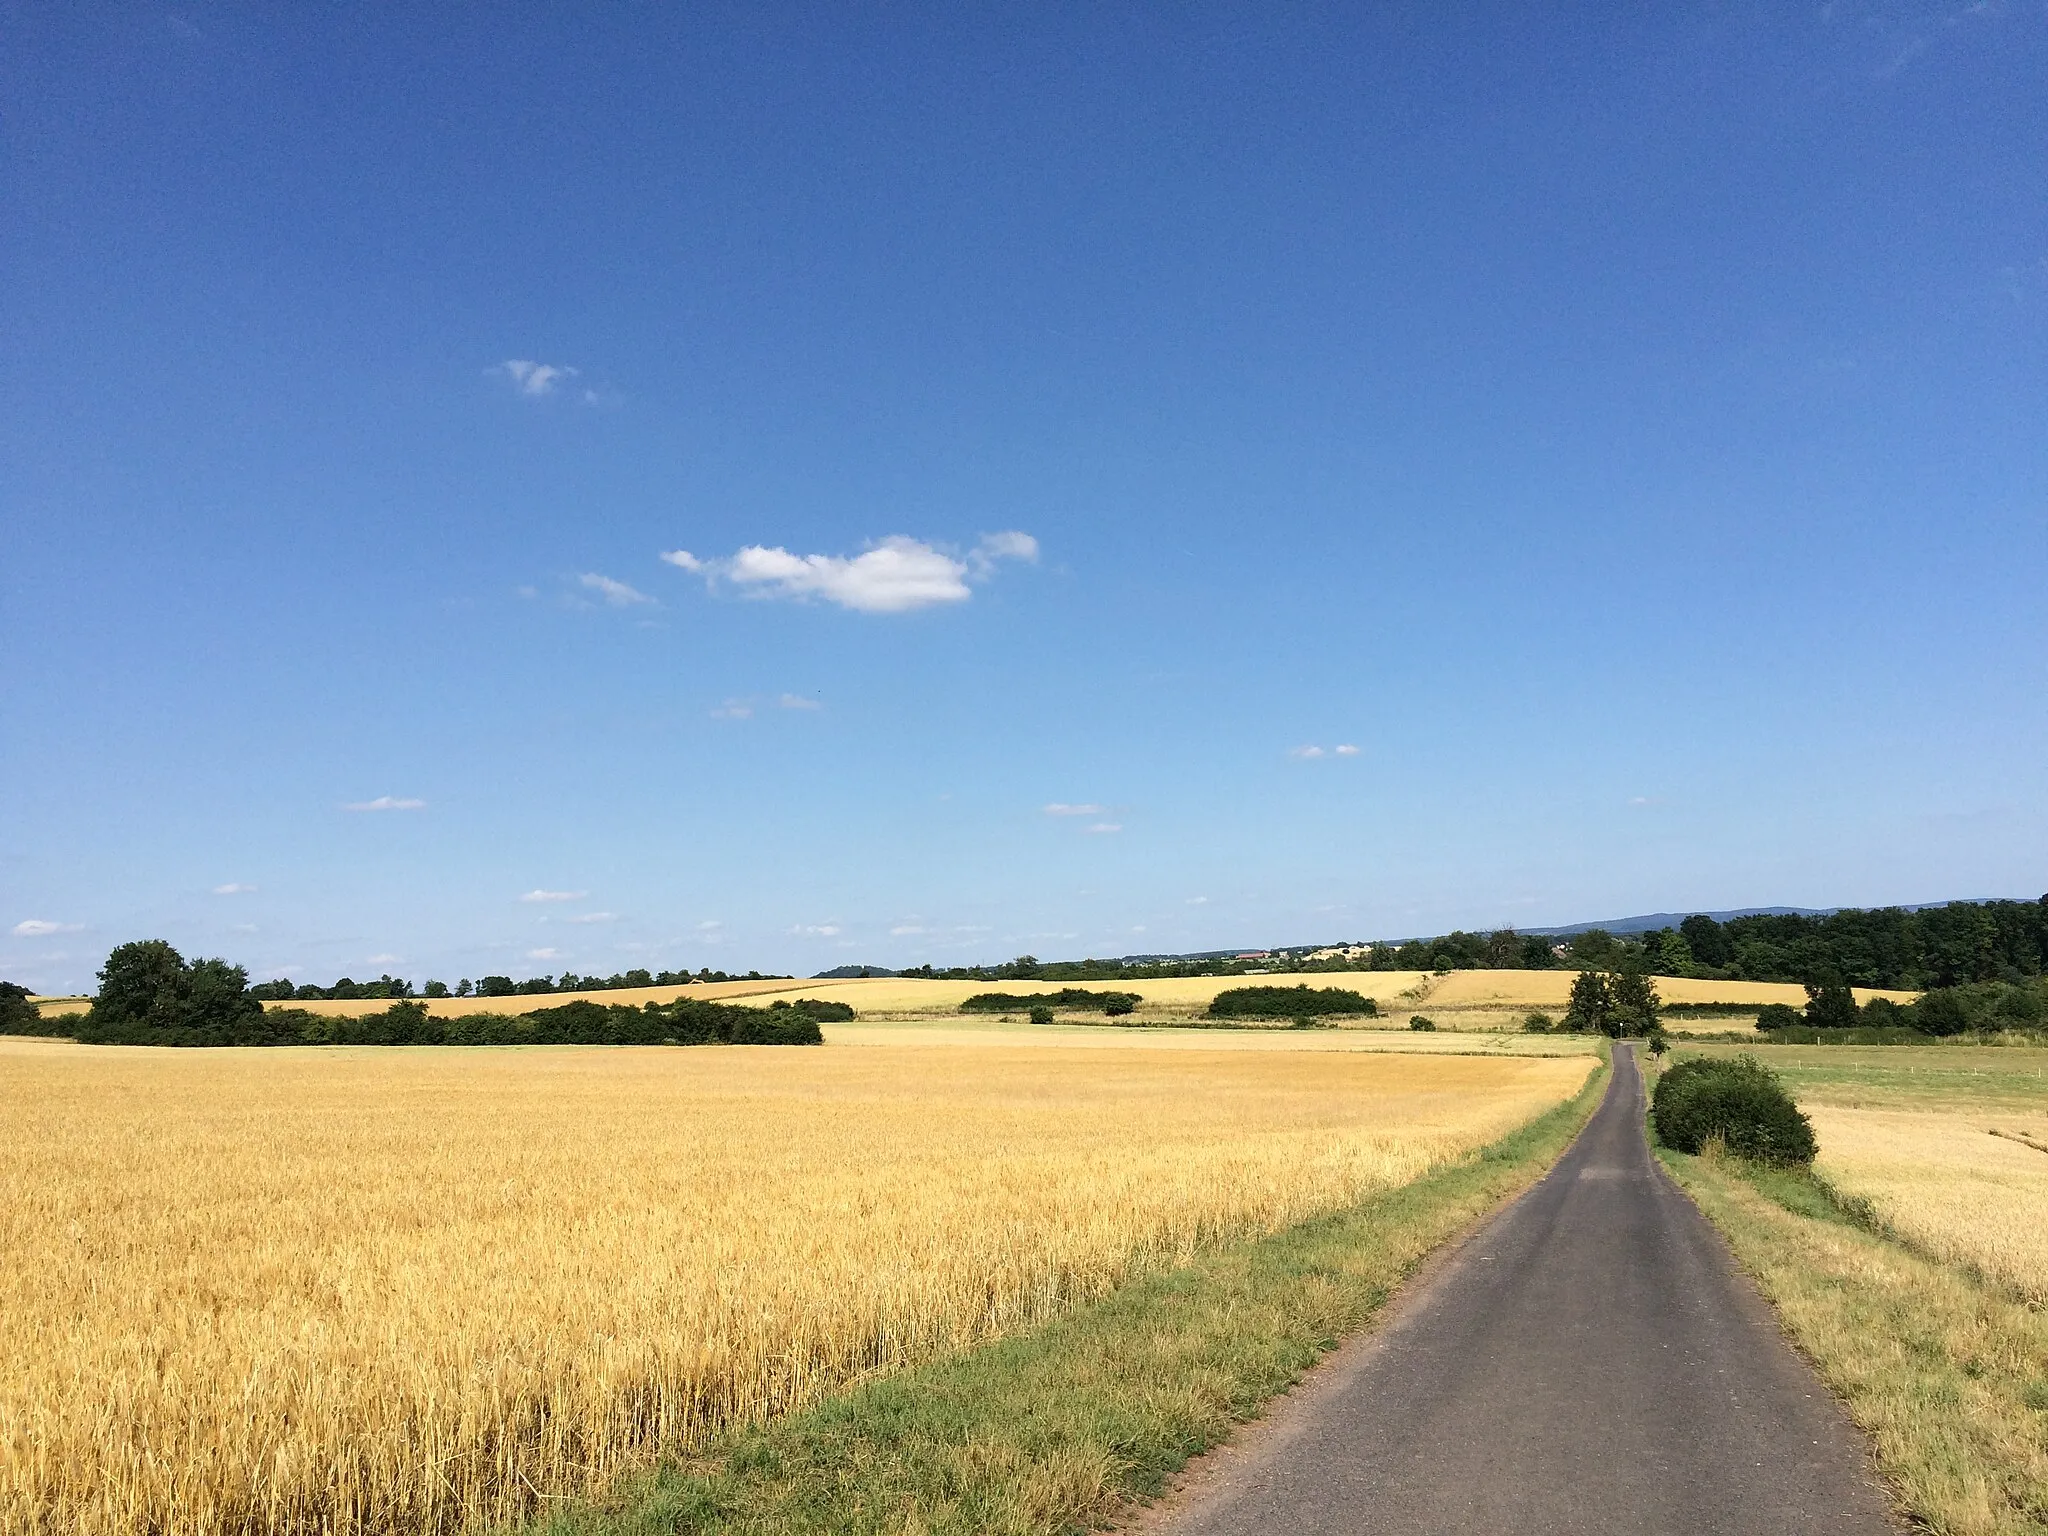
[536, 1059, 1609, 1536]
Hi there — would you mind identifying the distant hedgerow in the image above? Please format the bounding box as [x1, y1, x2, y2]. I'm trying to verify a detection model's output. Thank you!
[1207, 985, 1378, 1020]
[960, 989, 1140, 1016]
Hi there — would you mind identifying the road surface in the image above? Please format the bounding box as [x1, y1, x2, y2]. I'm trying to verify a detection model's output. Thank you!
[1142, 1043, 1899, 1536]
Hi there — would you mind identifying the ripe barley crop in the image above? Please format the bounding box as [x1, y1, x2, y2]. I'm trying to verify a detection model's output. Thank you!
[0, 1039, 1588, 1536]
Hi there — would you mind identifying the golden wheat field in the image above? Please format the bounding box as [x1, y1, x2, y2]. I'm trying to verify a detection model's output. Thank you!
[0, 1036, 1591, 1536]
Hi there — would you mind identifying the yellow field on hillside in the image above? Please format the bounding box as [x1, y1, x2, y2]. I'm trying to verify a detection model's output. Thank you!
[0, 1036, 1591, 1536]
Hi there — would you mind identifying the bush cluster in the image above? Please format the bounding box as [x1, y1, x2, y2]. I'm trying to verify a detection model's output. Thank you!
[1652, 1056, 1816, 1165]
[1206, 985, 1377, 1019]
[960, 988, 1140, 1015]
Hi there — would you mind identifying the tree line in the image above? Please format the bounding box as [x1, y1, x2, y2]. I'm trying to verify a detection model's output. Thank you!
[248, 965, 789, 1002]
[7, 941, 831, 1047]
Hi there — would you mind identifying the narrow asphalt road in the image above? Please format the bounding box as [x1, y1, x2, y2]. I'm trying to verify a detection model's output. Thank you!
[1144, 1044, 1900, 1536]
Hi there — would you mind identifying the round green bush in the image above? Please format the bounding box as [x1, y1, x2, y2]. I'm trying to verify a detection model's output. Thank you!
[1651, 1055, 1815, 1165]
[1408, 1015, 1436, 1032]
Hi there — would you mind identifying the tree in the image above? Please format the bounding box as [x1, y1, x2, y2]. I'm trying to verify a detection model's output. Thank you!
[1610, 969, 1661, 1037]
[1569, 929, 1619, 967]
[1562, 970, 1613, 1034]
[423, 980, 451, 998]
[88, 940, 261, 1035]
[1803, 972, 1859, 1031]
[0, 981, 39, 1033]
[1679, 913, 1732, 968]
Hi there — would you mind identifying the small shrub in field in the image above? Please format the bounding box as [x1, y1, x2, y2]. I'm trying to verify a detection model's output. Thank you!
[1653, 1055, 1816, 1165]
[1522, 1011, 1553, 1033]
[1027, 1005, 1054, 1027]
[1207, 985, 1377, 1020]
[1408, 1015, 1436, 1032]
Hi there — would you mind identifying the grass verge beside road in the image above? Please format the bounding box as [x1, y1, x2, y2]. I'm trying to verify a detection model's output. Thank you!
[1660, 1149, 2048, 1536]
[536, 1055, 1610, 1536]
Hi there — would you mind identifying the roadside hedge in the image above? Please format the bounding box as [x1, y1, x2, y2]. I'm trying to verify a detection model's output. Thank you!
[1652, 1055, 1815, 1165]
[1207, 985, 1378, 1019]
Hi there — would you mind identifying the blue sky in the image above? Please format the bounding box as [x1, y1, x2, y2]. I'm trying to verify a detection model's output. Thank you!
[3, 4, 2043, 992]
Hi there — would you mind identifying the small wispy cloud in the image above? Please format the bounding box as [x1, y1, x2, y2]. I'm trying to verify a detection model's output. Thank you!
[710, 700, 754, 720]
[1186, 896, 1209, 905]
[11, 919, 83, 937]
[527, 947, 562, 961]
[1044, 803, 1107, 817]
[519, 889, 588, 903]
[1290, 744, 1360, 760]
[366, 953, 401, 965]
[495, 359, 580, 397]
[1334, 744, 1360, 756]
[660, 532, 1037, 614]
[792, 924, 842, 937]
[697, 919, 723, 931]
[344, 796, 425, 813]
[1289, 746, 1327, 760]
[1086, 823, 1123, 835]
[890, 924, 928, 936]
[566, 911, 617, 924]
[579, 572, 655, 607]
[212, 883, 257, 896]
[778, 693, 822, 711]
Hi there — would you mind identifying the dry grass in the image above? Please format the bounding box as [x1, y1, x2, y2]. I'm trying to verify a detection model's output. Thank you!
[1665, 1151, 2048, 1536]
[0, 1037, 1589, 1536]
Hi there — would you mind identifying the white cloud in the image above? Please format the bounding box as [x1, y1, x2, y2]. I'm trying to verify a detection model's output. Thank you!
[366, 953, 401, 965]
[968, 530, 1039, 576]
[527, 947, 562, 961]
[710, 700, 754, 719]
[1289, 746, 1327, 760]
[1186, 896, 1209, 905]
[792, 924, 842, 937]
[661, 532, 1037, 614]
[697, 919, 723, 930]
[212, 882, 257, 895]
[890, 924, 928, 936]
[579, 572, 654, 607]
[566, 911, 617, 924]
[1044, 802, 1107, 817]
[1086, 822, 1123, 835]
[778, 693, 822, 710]
[11, 919, 83, 937]
[344, 796, 425, 812]
[519, 889, 588, 903]
[1334, 744, 1361, 756]
[496, 359, 579, 397]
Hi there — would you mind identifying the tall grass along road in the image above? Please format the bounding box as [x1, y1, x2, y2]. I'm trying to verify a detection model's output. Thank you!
[1144, 1044, 1901, 1536]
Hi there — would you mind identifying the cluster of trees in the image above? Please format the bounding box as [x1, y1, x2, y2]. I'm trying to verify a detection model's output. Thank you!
[1206, 985, 1378, 1020]
[1752, 975, 2048, 1040]
[249, 965, 787, 1002]
[1537, 970, 1663, 1037]
[960, 988, 1140, 1015]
